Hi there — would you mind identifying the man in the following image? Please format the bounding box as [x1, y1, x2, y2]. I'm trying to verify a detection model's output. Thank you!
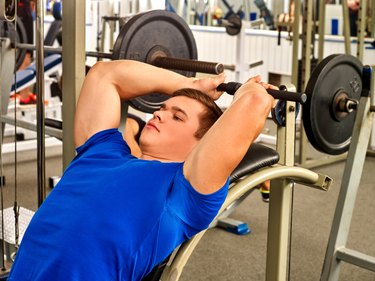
[8, 60, 274, 280]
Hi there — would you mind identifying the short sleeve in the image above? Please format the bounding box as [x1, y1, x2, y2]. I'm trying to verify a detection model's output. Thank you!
[167, 165, 229, 236]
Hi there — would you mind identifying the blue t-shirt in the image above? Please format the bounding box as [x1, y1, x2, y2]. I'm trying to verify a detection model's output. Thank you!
[8, 129, 228, 281]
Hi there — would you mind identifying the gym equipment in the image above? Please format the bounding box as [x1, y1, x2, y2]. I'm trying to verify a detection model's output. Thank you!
[217, 82, 307, 103]
[0, 19, 27, 70]
[1, 7, 373, 281]
[271, 99, 301, 127]
[111, 10, 197, 113]
[253, 0, 276, 30]
[218, 13, 242, 36]
[303, 54, 363, 155]
[0, 0, 15, 21]
[114, 10, 366, 156]
[320, 64, 375, 281]
[159, 62, 373, 281]
[107, 11, 372, 280]
[111, 10, 224, 113]
[217, 0, 243, 36]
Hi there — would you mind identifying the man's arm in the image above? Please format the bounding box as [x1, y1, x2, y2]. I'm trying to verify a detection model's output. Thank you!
[74, 60, 225, 147]
[184, 76, 274, 194]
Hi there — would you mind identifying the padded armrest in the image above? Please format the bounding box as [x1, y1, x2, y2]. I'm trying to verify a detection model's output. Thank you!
[10, 69, 35, 93]
[26, 54, 62, 73]
[229, 143, 279, 183]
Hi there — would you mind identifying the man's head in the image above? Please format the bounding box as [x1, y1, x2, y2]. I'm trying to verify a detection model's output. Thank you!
[139, 88, 223, 162]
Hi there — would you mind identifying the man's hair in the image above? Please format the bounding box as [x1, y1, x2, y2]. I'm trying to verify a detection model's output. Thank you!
[172, 88, 223, 139]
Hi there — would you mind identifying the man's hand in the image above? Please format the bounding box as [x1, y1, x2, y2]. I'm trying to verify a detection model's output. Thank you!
[191, 73, 226, 100]
[232, 75, 275, 108]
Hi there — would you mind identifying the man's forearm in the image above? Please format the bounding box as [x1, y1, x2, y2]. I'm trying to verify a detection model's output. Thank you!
[89, 60, 195, 101]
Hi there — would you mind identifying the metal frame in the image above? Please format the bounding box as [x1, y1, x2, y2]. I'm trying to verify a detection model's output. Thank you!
[35, 0, 46, 206]
[299, 0, 373, 169]
[161, 164, 331, 280]
[160, 79, 333, 280]
[320, 69, 375, 281]
[0, 38, 15, 123]
[61, 0, 86, 170]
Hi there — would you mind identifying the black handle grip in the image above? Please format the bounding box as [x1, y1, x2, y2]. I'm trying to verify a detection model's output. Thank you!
[152, 56, 224, 75]
[217, 82, 307, 104]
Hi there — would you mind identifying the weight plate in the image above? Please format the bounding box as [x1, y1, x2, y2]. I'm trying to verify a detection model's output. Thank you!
[303, 54, 363, 155]
[225, 14, 242, 36]
[112, 10, 197, 113]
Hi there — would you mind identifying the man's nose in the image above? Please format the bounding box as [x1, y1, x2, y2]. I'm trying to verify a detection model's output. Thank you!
[153, 110, 163, 122]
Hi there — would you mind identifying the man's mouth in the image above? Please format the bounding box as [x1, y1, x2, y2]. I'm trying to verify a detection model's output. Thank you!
[146, 121, 160, 132]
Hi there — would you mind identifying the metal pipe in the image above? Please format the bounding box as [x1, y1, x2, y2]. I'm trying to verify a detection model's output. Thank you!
[342, 0, 352, 55]
[36, 0, 46, 206]
[161, 165, 332, 281]
[16, 43, 113, 59]
[1, 115, 62, 139]
[317, 0, 326, 62]
[152, 56, 224, 75]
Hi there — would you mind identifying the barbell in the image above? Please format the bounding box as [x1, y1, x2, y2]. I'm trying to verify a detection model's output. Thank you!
[110, 9, 373, 156]
[1, 9, 373, 156]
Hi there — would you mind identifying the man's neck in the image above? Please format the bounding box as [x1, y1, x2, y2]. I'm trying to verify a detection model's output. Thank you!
[140, 152, 182, 163]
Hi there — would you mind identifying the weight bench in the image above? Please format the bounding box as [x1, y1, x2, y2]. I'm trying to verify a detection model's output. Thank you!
[9, 54, 62, 96]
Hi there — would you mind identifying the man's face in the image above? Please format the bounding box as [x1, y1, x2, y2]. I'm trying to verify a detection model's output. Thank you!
[139, 96, 205, 161]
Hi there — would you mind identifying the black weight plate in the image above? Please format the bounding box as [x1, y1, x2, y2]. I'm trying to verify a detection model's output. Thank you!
[303, 54, 363, 155]
[225, 14, 242, 36]
[112, 10, 197, 113]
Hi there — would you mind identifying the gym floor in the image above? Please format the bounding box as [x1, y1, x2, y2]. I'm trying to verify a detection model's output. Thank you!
[1, 128, 375, 281]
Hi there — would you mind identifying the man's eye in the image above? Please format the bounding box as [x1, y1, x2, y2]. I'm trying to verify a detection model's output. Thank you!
[173, 115, 183, 121]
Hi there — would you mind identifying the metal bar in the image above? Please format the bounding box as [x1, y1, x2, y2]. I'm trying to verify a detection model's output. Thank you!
[249, 60, 263, 68]
[266, 90, 297, 281]
[1, 115, 62, 140]
[62, 0, 86, 169]
[0, 39, 15, 134]
[291, 0, 300, 87]
[299, 0, 313, 167]
[301, 153, 348, 169]
[161, 164, 332, 281]
[152, 56, 224, 75]
[356, 0, 367, 61]
[217, 82, 307, 103]
[321, 96, 374, 281]
[16, 43, 112, 59]
[336, 248, 375, 272]
[342, 0, 351, 54]
[36, 0, 46, 207]
[317, 0, 326, 62]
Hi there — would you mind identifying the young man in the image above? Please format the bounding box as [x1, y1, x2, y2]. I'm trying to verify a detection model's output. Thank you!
[8, 60, 274, 281]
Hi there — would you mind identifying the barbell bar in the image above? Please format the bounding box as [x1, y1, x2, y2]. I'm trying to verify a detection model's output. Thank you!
[217, 82, 308, 103]
[13, 43, 225, 75]
[16, 43, 113, 59]
[3, 16, 226, 74]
